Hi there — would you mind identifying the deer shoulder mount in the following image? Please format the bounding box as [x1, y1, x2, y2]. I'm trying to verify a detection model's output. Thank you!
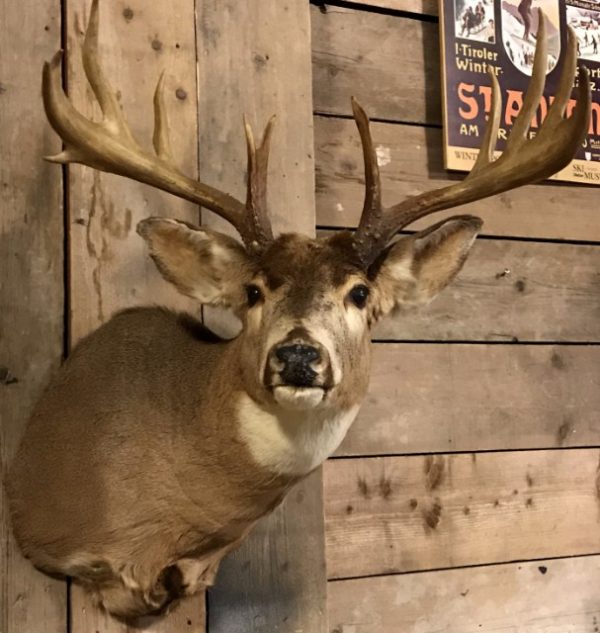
[7, 0, 590, 622]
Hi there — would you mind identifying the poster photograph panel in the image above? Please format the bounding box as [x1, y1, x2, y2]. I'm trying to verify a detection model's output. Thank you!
[440, 0, 600, 184]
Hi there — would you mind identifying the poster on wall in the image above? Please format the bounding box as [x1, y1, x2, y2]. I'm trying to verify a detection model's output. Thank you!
[439, 0, 600, 184]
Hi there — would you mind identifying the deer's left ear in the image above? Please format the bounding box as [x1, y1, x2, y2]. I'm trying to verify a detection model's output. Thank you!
[137, 217, 254, 310]
[373, 215, 482, 316]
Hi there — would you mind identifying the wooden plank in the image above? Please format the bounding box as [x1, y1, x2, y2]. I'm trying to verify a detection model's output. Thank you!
[208, 471, 326, 633]
[196, 2, 328, 632]
[315, 116, 600, 242]
[321, 231, 600, 342]
[311, 5, 441, 124]
[326, 0, 438, 17]
[70, 597, 205, 633]
[196, 2, 315, 238]
[0, 1, 67, 632]
[373, 238, 600, 342]
[67, 0, 200, 345]
[340, 343, 600, 456]
[65, 1, 204, 631]
[324, 449, 600, 579]
[329, 555, 600, 632]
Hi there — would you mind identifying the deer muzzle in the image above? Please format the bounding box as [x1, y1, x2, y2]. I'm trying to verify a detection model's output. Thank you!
[264, 330, 333, 410]
[275, 344, 320, 387]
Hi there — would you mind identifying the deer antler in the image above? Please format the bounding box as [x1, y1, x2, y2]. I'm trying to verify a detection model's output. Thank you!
[42, 0, 274, 251]
[351, 11, 591, 267]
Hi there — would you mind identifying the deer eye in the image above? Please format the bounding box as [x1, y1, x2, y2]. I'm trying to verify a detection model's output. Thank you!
[246, 284, 263, 307]
[348, 284, 370, 309]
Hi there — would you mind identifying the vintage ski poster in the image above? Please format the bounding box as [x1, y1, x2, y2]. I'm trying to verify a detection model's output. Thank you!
[439, 0, 600, 183]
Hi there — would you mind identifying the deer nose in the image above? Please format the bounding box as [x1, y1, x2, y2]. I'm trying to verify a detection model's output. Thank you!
[275, 344, 321, 387]
[276, 344, 320, 364]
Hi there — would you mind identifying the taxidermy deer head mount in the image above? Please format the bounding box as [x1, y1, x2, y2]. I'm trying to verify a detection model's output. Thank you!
[8, 0, 590, 622]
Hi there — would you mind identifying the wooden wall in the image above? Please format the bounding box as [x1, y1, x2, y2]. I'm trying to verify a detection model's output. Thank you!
[2, 1, 600, 632]
[311, 2, 600, 631]
[1, 4, 67, 633]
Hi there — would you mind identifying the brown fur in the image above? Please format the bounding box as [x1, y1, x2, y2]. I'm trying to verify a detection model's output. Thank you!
[8, 308, 296, 618]
[7, 216, 480, 620]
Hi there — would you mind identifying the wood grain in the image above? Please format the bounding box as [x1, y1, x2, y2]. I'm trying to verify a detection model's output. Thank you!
[67, 0, 200, 346]
[0, 1, 67, 631]
[315, 116, 600, 242]
[197, 0, 315, 239]
[339, 343, 600, 456]
[324, 0, 438, 16]
[312, 5, 441, 123]
[65, 1, 204, 631]
[317, 233, 600, 342]
[69, 597, 205, 633]
[328, 555, 600, 632]
[208, 471, 327, 633]
[196, 2, 327, 632]
[324, 450, 600, 579]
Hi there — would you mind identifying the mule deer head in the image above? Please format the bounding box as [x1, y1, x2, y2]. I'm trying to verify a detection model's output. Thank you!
[8, 0, 590, 621]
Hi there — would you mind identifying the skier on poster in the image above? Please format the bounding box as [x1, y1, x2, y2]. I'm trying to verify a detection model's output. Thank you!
[518, 0, 534, 41]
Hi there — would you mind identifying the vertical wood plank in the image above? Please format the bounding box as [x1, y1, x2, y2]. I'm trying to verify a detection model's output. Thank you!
[66, 0, 199, 345]
[0, 1, 67, 632]
[64, 1, 205, 631]
[196, 1, 327, 632]
[196, 0, 315, 239]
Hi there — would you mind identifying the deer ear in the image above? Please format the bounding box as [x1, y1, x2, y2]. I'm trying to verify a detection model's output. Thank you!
[374, 215, 482, 316]
[137, 218, 254, 308]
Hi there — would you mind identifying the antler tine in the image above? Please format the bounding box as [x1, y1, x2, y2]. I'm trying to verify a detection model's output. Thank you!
[469, 12, 544, 177]
[351, 97, 384, 252]
[82, 0, 133, 142]
[503, 9, 548, 153]
[244, 116, 276, 247]
[545, 23, 579, 123]
[469, 69, 501, 175]
[352, 10, 591, 267]
[153, 72, 175, 164]
[42, 0, 274, 250]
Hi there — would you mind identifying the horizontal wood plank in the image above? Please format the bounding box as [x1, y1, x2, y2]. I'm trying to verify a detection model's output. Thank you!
[312, 5, 441, 123]
[328, 555, 600, 632]
[340, 343, 600, 456]
[374, 238, 600, 342]
[325, 0, 438, 16]
[319, 230, 600, 342]
[315, 116, 600, 241]
[324, 450, 600, 578]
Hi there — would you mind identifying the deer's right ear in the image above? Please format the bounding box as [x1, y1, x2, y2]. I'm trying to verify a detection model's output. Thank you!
[372, 215, 482, 316]
[137, 218, 254, 308]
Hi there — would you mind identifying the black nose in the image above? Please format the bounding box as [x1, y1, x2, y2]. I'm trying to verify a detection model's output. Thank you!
[275, 344, 320, 387]
[276, 344, 320, 364]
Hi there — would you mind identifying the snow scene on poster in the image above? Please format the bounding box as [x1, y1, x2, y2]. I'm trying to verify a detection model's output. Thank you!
[441, 0, 600, 183]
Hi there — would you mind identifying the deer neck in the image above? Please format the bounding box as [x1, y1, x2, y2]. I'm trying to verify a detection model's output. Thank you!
[173, 336, 360, 526]
[186, 333, 362, 479]
[234, 393, 360, 476]
[201, 335, 364, 478]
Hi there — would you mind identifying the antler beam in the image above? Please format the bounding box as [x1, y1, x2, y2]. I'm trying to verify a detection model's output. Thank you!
[43, 0, 274, 250]
[351, 12, 591, 267]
